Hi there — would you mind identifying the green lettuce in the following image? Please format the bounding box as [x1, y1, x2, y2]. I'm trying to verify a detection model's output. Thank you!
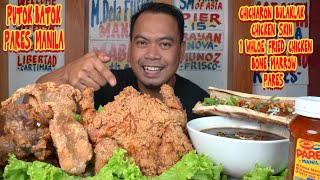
[153, 150, 226, 180]
[243, 164, 288, 180]
[3, 149, 222, 180]
[97, 105, 104, 112]
[88, 149, 145, 180]
[74, 105, 104, 123]
[3, 154, 81, 180]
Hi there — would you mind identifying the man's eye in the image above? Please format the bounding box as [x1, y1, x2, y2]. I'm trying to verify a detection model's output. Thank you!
[160, 42, 171, 48]
[137, 41, 147, 46]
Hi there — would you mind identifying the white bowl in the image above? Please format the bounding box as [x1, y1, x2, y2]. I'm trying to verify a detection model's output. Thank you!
[187, 116, 289, 179]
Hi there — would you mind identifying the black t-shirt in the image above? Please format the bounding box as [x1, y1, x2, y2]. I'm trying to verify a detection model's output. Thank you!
[94, 68, 209, 121]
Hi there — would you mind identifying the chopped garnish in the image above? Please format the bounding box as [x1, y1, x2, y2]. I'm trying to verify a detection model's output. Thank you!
[253, 103, 263, 111]
[202, 95, 294, 117]
[97, 105, 104, 112]
[267, 96, 280, 103]
[287, 107, 294, 113]
[75, 114, 81, 122]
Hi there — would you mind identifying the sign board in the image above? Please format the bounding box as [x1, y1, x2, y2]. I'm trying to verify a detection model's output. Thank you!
[88, 0, 153, 69]
[7, 0, 65, 97]
[174, 0, 229, 91]
[252, 0, 310, 97]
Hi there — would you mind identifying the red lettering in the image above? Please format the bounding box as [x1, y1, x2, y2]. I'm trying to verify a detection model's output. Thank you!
[210, 14, 221, 24]
[263, 73, 268, 82]
[199, 13, 208, 22]
[309, 151, 316, 159]
[296, 149, 320, 160]
[213, 53, 221, 64]
[183, 13, 191, 20]
[38, 55, 43, 64]
[6, 5, 13, 26]
[17, 56, 23, 66]
[297, 149, 303, 157]
[214, 33, 221, 44]
[52, 55, 57, 66]
[3, 30, 10, 51]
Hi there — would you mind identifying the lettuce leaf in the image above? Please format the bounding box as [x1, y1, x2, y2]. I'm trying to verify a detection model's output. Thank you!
[3, 154, 80, 180]
[269, 168, 288, 180]
[97, 105, 104, 112]
[75, 105, 104, 123]
[2, 151, 288, 180]
[88, 149, 145, 180]
[27, 161, 82, 180]
[3, 150, 221, 180]
[3, 154, 31, 180]
[153, 150, 226, 180]
[242, 164, 287, 180]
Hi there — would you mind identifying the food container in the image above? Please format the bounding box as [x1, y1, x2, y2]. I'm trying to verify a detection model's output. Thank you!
[187, 116, 289, 178]
[288, 96, 320, 179]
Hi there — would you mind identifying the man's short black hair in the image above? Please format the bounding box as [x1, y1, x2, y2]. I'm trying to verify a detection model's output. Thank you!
[130, 2, 184, 43]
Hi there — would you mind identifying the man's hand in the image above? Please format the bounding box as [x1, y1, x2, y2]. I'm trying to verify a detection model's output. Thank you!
[63, 52, 117, 91]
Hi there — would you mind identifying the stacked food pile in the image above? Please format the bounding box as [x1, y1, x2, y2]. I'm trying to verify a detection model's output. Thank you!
[0, 82, 222, 180]
[0, 83, 290, 179]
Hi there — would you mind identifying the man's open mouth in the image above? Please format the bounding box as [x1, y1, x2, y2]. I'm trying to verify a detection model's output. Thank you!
[143, 66, 164, 72]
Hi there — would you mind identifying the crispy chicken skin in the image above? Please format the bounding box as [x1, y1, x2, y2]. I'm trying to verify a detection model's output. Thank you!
[49, 104, 93, 175]
[81, 84, 193, 176]
[93, 138, 120, 173]
[0, 82, 93, 175]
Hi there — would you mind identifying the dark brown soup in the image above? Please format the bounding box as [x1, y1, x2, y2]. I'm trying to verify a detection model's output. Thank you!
[201, 127, 286, 141]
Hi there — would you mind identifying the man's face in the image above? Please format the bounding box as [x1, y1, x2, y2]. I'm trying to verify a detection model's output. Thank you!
[128, 12, 185, 89]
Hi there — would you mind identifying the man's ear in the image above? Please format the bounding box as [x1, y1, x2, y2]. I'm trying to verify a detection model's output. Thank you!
[179, 41, 186, 63]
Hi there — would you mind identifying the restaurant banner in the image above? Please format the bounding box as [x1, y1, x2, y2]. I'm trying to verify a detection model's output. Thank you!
[252, 0, 310, 97]
[174, 0, 228, 91]
[88, 0, 153, 70]
[6, 0, 65, 97]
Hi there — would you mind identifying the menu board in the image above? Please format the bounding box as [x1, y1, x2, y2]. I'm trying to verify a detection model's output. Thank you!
[252, 0, 310, 97]
[173, 0, 228, 91]
[88, 0, 153, 70]
[6, 0, 65, 97]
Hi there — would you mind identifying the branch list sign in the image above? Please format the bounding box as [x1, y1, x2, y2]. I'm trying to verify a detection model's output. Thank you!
[174, 0, 228, 90]
[3, 0, 65, 96]
[88, 0, 153, 70]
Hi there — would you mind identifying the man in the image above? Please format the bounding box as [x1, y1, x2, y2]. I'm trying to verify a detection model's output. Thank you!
[37, 2, 209, 121]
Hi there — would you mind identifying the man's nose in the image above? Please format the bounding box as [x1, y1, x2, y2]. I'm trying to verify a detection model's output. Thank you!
[145, 44, 161, 60]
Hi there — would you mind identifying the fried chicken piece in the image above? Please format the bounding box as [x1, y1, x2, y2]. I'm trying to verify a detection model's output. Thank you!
[81, 84, 193, 176]
[1, 82, 92, 174]
[94, 138, 120, 173]
[0, 104, 52, 165]
[1, 83, 83, 122]
[157, 125, 194, 173]
[79, 88, 96, 131]
[49, 104, 93, 175]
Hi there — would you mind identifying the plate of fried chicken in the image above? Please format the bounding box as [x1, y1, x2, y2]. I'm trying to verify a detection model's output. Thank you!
[0, 82, 219, 179]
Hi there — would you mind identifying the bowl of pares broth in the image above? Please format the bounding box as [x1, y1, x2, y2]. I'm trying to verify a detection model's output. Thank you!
[187, 116, 289, 179]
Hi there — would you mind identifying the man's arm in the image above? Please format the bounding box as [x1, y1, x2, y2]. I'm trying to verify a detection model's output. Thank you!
[36, 52, 117, 91]
[36, 66, 68, 84]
